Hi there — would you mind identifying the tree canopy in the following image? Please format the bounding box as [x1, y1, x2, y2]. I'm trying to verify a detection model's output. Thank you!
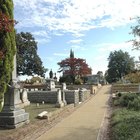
[130, 17, 140, 50]
[58, 52, 92, 84]
[0, 0, 16, 110]
[16, 32, 47, 77]
[106, 50, 135, 83]
[58, 58, 92, 77]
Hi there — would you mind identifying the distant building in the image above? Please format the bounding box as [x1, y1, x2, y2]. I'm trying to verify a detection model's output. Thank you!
[86, 75, 100, 84]
[85, 73, 106, 85]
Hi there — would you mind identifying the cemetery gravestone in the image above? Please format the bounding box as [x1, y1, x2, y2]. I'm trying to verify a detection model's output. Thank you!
[55, 89, 64, 108]
[62, 83, 67, 105]
[0, 55, 29, 128]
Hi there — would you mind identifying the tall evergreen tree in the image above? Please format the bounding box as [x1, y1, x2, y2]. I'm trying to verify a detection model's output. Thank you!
[70, 49, 74, 58]
[0, 0, 16, 110]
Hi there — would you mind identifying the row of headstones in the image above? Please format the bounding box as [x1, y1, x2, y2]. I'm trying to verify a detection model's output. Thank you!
[0, 55, 66, 129]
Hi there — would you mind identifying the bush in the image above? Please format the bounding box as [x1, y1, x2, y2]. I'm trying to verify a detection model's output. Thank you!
[117, 92, 122, 97]
[128, 96, 140, 111]
[116, 93, 138, 107]
[111, 109, 140, 140]
[74, 78, 83, 85]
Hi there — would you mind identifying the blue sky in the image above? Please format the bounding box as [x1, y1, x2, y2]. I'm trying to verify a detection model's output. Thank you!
[14, 0, 140, 79]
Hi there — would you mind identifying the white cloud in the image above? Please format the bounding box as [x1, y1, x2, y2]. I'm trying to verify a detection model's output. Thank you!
[14, 0, 140, 37]
[53, 53, 69, 57]
[43, 57, 55, 62]
[97, 42, 132, 52]
[68, 39, 83, 44]
[36, 38, 50, 45]
[32, 31, 49, 37]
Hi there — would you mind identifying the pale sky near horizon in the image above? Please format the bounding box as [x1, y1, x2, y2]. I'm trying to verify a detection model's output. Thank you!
[14, 0, 140, 79]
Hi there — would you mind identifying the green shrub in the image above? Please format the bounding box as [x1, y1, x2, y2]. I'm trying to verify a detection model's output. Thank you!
[111, 109, 140, 140]
[117, 93, 137, 107]
[128, 96, 140, 111]
[74, 78, 83, 85]
[117, 92, 122, 97]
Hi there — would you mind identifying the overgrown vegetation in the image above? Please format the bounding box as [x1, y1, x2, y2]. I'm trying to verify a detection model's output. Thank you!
[111, 92, 140, 140]
[0, 0, 16, 111]
[125, 71, 140, 83]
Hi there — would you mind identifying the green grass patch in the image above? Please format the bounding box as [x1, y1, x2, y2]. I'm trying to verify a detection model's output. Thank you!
[25, 103, 58, 122]
[111, 109, 140, 140]
[111, 92, 140, 140]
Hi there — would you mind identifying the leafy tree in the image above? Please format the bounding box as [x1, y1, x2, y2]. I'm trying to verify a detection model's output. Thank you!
[106, 50, 135, 83]
[0, 0, 16, 110]
[30, 76, 42, 84]
[125, 71, 140, 83]
[97, 71, 105, 84]
[58, 51, 92, 84]
[130, 17, 140, 50]
[97, 71, 103, 77]
[16, 32, 47, 77]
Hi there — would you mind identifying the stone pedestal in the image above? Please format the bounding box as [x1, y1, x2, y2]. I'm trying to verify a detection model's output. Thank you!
[62, 83, 67, 105]
[62, 91, 67, 106]
[46, 79, 56, 91]
[0, 87, 29, 129]
[62, 83, 66, 90]
[55, 89, 64, 108]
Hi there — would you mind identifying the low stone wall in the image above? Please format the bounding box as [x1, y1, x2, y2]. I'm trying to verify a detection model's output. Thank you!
[79, 89, 91, 102]
[27, 89, 91, 106]
[27, 91, 58, 103]
[111, 84, 140, 93]
[65, 90, 79, 106]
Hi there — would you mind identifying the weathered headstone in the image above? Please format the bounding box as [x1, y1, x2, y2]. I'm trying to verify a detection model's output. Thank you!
[20, 88, 30, 107]
[55, 89, 64, 108]
[62, 83, 67, 106]
[62, 83, 66, 90]
[0, 55, 29, 128]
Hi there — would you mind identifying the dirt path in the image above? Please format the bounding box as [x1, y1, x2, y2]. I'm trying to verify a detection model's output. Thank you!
[37, 85, 111, 140]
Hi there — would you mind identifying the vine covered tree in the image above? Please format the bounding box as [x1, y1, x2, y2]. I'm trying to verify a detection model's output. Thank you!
[0, 0, 16, 110]
[16, 32, 47, 77]
[106, 50, 135, 83]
